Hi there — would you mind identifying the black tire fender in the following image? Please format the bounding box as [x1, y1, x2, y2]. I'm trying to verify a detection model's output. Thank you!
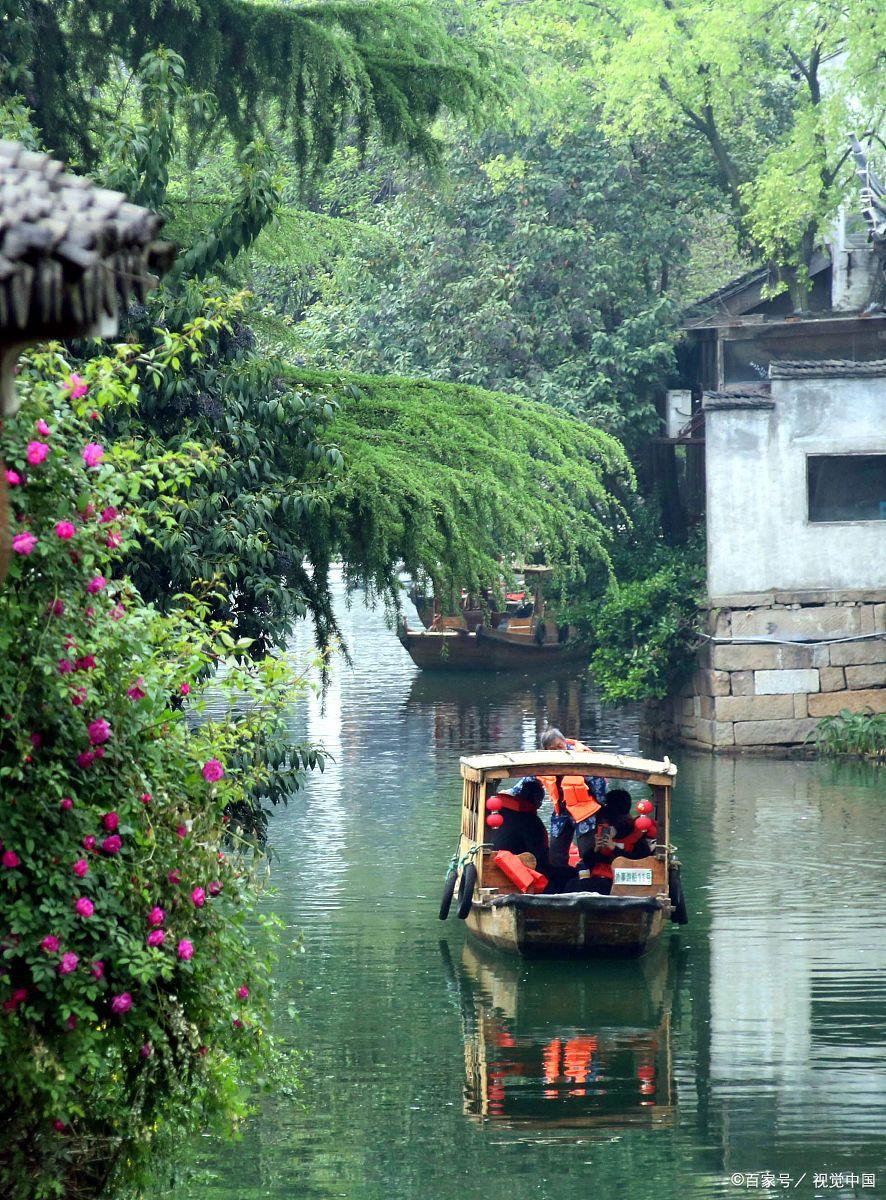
[456, 862, 477, 919]
[439, 869, 458, 921]
[668, 865, 688, 925]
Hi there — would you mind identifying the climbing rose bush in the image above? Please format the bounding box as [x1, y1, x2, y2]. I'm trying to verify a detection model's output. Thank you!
[0, 346, 304, 1198]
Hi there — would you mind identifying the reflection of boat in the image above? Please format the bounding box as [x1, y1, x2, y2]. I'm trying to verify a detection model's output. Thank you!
[400, 567, 589, 672]
[443, 939, 678, 1131]
[443, 749, 685, 957]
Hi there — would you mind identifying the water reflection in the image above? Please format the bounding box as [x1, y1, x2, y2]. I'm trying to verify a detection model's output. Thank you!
[444, 939, 683, 1134]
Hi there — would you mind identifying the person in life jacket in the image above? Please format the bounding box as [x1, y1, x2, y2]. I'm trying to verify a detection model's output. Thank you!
[486, 777, 578, 891]
[582, 789, 658, 894]
[537, 727, 607, 871]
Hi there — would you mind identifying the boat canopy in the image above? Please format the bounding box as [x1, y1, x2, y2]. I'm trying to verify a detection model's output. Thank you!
[459, 750, 677, 789]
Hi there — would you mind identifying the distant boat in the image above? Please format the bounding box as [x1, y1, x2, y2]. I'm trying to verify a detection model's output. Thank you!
[400, 565, 589, 671]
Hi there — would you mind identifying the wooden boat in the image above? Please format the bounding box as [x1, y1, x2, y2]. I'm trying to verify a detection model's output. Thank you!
[439, 749, 685, 957]
[400, 566, 589, 671]
[443, 939, 678, 1130]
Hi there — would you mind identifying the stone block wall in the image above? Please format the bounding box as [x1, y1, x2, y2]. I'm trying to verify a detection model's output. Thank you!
[642, 591, 886, 752]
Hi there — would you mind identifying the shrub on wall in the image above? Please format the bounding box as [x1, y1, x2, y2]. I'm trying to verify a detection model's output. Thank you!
[0, 343, 306, 1197]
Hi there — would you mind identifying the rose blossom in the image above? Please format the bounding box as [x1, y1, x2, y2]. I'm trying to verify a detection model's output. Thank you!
[41, 935, 60, 953]
[89, 719, 111, 746]
[102, 811, 118, 831]
[76, 750, 95, 769]
[111, 992, 132, 1014]
[60, 797, 73, 811]
[71, 688, 87, 707]
[85, 606, 95, 620]
[66, 1015, 77, 1030]
[36, 419, 51, 436]
[91, 961, 104, 979]
[176, 824, 187, 840]
[58, 952, 78, 975]
[177, 939, 194, 961]
[76, 655, 96, 671]
[58, 659, 74, 674]
[202, 759, 225, 782]
[82, 443, 104, 468]
[110, 603, 125, 621]
[106, 531, 122, 549]
[140, 1042, 152, 1059]
[191, 887, 206, 908]
[12, 532, 37, 556]
[101, 835, 122, 855]
[208, 880, 222, 897]
[237, 986, 249, 1001]
[49, 599, 64, 617]
[167, 869, 181, 885]
[232, 1018, 243, 1029]
[180, 682, 191, 696]
[146, 929, 165, 948]
[66, 373, 88, 399]
[74, 897, 94, 918]
[55, 521, 76, 540]
[86, 575, 106, 595]
[140, 792, 152, 805]
[147, 906, 165, 926]
[73, 859, 89, 878]
[6, 469, 22, 485]
[2, 850, 20, 869]
[82, 836, 96, 851]
[99, 506, 118, 524]
[26, 441, 49, 465]
[127, 678, 146, 701]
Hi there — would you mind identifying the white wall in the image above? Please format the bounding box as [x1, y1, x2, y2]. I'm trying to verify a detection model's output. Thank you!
[705, 372, 886, 598]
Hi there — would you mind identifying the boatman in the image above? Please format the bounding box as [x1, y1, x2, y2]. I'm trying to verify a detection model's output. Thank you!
[538, 727, 607, 875]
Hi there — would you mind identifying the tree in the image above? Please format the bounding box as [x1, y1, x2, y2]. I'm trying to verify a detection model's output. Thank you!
[494, 0, 885, 305]
[0, 0, 498, 174]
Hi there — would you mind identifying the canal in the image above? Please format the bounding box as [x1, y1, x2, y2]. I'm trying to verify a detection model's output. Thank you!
[165, 577, 886, 1200]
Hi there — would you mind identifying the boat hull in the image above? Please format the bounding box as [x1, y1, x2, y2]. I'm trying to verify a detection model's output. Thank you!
[398, 628, 589, 671]
[465, 893, 668, 958]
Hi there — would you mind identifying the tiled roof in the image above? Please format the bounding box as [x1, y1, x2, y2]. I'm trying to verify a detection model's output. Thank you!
[769, 358, 886, 379]
[0, 140, 173, 340]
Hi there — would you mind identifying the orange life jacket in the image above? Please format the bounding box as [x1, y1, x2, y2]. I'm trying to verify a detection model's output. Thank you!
[539, 739, 601, 823]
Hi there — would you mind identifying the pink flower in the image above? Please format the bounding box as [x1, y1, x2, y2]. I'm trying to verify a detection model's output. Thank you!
[147, 906, 165, 926]
[82, 443, 104, 468]
[29, 732, 42, 749]
[2, 850, 20, 869]
[146, 929, 165, 948]
[58, 952, 78, 975]
[110, 603, 125, 621]
[89, 409, 99, 421]
[94, 746, 105, 759]
[26, 441, 49, 465]
[177, 939, 194, 961]
[111, 992, 132, 1014]
[91, 961, 104, 979]
[66, 1015, 77, 1031]
[75, 897, 94, 918]
[71, 688, 87, 707]
[127, 678, 146, 701]
[76, 750, 95, 769]
[12, 532, 37, 555]
[36, 418, 51, 436]
[5, 469, 21, 486]
[237, 986, 249, 1001]
[82, 836, 96, 851]
[66, 373, 88, 399]
[198, 1045, 208, 1057]
[41, 935, 60, 953]
[179, 683, 191, 696]
[208, 880, 222, 897]
[84, 606, 95, 620]
[99, 506, 118, 524]
[106, 531, 122, 549]
[73, 859, 89, 878]
[176, 824, 187, 840]
[58, 659, 74, 674]
[53, 1119, 67, 1132]
[89, 719, 111, 746]
[76, 655, 96, 671]
[167, 869, 181, 885]
[232, 1018, 243, 1029]
[60, 797, 73, 811]
[102, 811, 118, 831]
[3, 987, 28, 1013]
[140, 792, 152, 805]
[49, 599, 65, 617]
[86, 575, 106, 595]
[101, 835, 122, 855]
[55, 521, 76, 540]
[202, 759, 225, 783]
[191, 887, 206, 908]
[140, 1042, 152, 1059]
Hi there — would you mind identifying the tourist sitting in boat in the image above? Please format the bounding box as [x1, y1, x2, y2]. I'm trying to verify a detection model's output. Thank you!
[487, 776, 578, 892]
[576, 790, 658, 894]
[537, 727, 607, 871]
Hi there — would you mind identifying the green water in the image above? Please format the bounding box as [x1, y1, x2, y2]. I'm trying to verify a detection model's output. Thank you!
[165, 581, 886, 1200]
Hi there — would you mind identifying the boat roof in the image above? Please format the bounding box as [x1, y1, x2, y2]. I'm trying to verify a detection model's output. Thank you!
[460, 750, 676, 788]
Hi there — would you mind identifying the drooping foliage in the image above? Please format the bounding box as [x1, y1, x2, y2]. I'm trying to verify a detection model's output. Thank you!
[280, 366, 635, 605]
[0, 0, 499, 173]
[297, 126, 694, 451]
[0, 344, 314, 1199]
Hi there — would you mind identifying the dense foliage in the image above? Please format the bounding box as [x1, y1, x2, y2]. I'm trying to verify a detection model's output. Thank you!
[281, 366, 635, 604]
[0, 346, 312, 1197]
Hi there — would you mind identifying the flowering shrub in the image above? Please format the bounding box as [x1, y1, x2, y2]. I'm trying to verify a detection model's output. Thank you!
[0, 343, 309, 1197]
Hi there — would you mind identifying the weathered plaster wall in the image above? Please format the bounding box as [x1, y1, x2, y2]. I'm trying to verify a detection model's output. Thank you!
[706, 371, 886, 599]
